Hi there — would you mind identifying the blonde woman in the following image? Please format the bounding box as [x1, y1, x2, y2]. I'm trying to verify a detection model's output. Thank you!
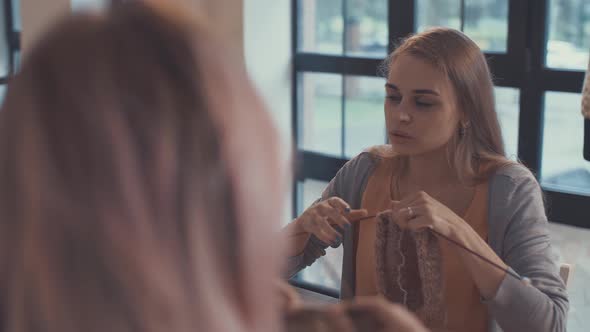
[285, 28, 568, 332]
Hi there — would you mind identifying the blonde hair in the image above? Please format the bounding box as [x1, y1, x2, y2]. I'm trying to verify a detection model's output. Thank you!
[0, 3, 282, 332]
[378, 27, 514, 184]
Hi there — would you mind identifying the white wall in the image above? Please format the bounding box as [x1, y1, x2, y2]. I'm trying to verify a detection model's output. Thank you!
[244, 0, 292, 152]
[21, 0, 244, 55]
[70, 0, 109, 12]
[244, 0, 293, 220]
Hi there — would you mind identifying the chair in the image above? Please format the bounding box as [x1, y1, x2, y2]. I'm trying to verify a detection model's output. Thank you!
[559, 263, 573, 288]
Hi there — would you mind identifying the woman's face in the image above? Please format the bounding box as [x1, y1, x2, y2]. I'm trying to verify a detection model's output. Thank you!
[385, 54, 461, 156]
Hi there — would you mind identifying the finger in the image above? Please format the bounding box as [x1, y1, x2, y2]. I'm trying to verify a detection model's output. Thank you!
[322, 220, 345, 247]
[345, 296, 392, 321]
[324, 306, 356, 332]
[328, 216, 351, 232]
[347, 209, 369, 222]
[312, 230, 332, 245]
[397, 205, 419, 220]
[397, 190, 432, 208]
[397, 194, 423, 209]
[315, 229, 336, 245]
[318, 219, 341, 242]
[326, 198, 357, 227]
[326, 196, 351, 213]
[275, 280, 301, 312]
[305, 211, 325, 231]
[326, 208, 353, 228]
[318, 201, 344, 219]
[309, 217, 337, 244]
[390, 200, 401, 211]
[314, 204, 349, 231]
[406, 216, 434, 232]
[390, 208, 410, 229]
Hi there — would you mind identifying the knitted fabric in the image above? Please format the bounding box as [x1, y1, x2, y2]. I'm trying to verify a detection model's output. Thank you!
[374, 212, 446, 327]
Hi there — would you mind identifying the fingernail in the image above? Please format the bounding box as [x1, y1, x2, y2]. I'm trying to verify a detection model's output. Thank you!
[344, 207, 351, 213]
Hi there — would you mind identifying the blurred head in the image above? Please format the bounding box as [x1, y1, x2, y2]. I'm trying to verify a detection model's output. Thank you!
[0, 2, 285, 332]
[383, 27, 509, 181]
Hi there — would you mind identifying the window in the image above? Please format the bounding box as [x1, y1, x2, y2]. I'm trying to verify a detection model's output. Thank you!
[298, 0, 388, 57]
[495, 87, 520, 160]
[292, 0, 590, 298]
[0, 0, 20, 105]
[546, 0, 590, 70]
[1, 1, 11, 79]
[416, 0, 509, 53]
[299, 73, 386, 158]
[542, 92, 590, 195]
[299, 73, 343, 156]
[343, 76, 386, 157]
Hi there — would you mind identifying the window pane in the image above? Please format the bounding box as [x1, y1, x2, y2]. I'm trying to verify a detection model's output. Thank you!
[495, 87, 519, 160]
[344, 76, 386, 158]
[298, 0, 343, 54]
[10, 0, 20, 72]
[297, 179, 342, 291]
[416, 0, 509, 53]
[541, 92, 590, 195]
[71, 0, 110, 12]
[0, 85, 6, 106]
[0, 1, 9, 77]
[416, 0, 461, 32]
[12, 0, 20, 31]
[546, 0, 590, 70]
[344, 0, 387, 57]
[300, 73, 342, 157]
[463, 0, 508, 52]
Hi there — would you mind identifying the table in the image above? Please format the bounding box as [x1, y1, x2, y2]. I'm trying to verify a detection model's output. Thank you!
[293, 286, 340, 305]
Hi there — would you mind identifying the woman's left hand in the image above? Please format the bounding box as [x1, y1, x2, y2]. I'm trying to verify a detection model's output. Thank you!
[386, 191, 510, 300]
[385, 191, 465, 241]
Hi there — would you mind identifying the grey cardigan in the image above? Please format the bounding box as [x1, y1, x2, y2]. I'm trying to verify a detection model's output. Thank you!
[287, 152, 568, 332]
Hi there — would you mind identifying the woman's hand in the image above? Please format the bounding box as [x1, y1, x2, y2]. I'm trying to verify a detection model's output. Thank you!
[386, 191, 509, 300]
[295, 197, 368, 246]
[386, 191, 464, 241]
[329, 296, 430, 332]
[275, 279, 301, 313]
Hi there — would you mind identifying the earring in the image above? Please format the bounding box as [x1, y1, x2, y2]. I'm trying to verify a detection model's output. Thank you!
[459, 122, 470, 138]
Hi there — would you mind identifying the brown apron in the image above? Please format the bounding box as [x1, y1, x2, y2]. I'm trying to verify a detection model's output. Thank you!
[355, 157, 489, 332]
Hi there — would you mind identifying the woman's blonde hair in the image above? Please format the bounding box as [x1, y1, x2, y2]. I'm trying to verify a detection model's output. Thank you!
[0, 3, 282, 332]
[377, 27, 514, 184]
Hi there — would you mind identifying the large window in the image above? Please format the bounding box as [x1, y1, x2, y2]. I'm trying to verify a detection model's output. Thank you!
[291, 0, 590, 298]
[0, 0, 20, 105]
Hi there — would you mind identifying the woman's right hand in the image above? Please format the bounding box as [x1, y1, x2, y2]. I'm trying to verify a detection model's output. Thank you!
[295, 197, 368, 246]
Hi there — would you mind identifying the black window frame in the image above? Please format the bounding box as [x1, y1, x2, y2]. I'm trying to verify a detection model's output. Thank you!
[292, 0, 590, 233]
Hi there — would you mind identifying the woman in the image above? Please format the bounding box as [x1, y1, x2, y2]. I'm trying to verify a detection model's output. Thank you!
[0, 2, 286, 331]
[285, 28, 568, 332]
